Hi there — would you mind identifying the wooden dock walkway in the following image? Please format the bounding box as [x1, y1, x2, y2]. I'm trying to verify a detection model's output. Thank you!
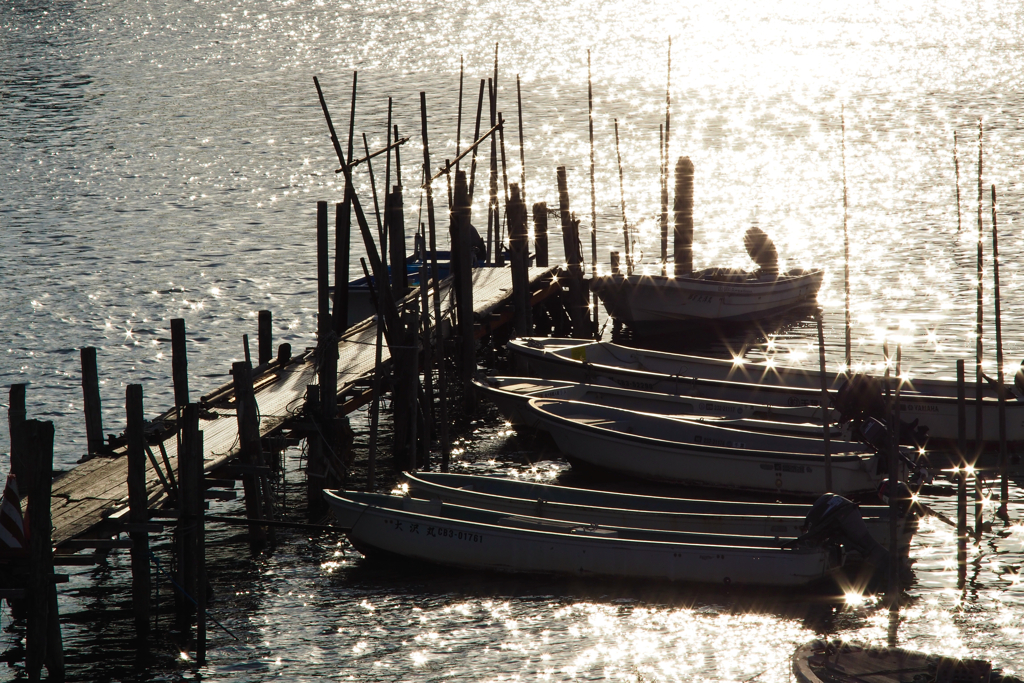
[48, 266, 557, 548]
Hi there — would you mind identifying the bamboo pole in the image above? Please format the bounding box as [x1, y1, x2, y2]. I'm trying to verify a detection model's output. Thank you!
[456, 55, 464, 173]
[468, 79, 485, 204]
[991, 184, 1008, 521]
[888, 345, 902, 617]
[954, 130, 962, 233]
[842, 106, 851, 369]
[957, 359, 967, 589]
[517, 74, 527, 204]
[614, 119, 630, 274]
[660, 124, 667, 275]
[587, 50, 598, 276]
[975, 121, 984, 467]
[488, 79, 499, 264]
[817, 313, 832, 492]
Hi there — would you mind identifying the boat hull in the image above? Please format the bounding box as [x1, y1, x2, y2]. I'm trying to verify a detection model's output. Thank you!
[325, 491, 838, 587]
[528, 398, 882, 496]
[591, 269, 823, 325]
[507, 338, 1024, 447]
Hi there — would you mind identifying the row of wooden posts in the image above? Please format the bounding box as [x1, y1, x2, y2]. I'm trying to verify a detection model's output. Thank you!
[6, 311, 293, 676]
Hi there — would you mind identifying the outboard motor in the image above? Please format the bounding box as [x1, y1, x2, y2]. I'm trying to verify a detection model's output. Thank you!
[795, 493, 896, 590]
[834, 375, 930, 448]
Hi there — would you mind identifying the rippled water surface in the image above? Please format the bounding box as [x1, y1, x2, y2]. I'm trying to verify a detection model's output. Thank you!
[4, 0, 1024, 679]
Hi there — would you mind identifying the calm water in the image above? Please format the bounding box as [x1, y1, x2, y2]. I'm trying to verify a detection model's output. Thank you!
[3, 0, 1024, 679]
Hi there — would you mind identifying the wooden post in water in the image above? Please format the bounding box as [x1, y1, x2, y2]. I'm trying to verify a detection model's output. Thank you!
[393, 309, 420, 471]
[80, 347, 105, 456]
[8, 384, 30, 493]
[659, 125, 668, 276]
[468, 79, 485, 205]
[317, 201, 340, 499]
[419, 95, 450, 471]
[305, 385, 325, 505]
[388, 185, 407, 296]
[509, 183, 531, 337]
[957, 359, 968, 589]
[171, 318, 189, 407]
[816, 314, 832, 492]
[452, 169, 476, 401]
[991, 185, 1009, 521]
[487, 79, 498, 264]
[258, 310, 272, 367]
[195, 427, 207, 666]
[25, 419, 63, 681]
[673, 157, 694, 276]
[126, 384, 150, 640]
[176, 404, 201, 635]
[233, 362, 270, 547]
[887, 345, 902, 622]
[610, 251, 620, 275]
[614, 119, 630, 274]
[586, 50, 598, 336]
[533, 203, 548, 267]
[557, 167, 590, 338]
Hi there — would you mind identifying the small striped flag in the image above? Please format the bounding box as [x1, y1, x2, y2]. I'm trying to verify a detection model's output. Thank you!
[0, 474, 29, 552]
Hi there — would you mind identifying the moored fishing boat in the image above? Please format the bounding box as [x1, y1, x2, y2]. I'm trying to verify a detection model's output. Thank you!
[399, 471, 917, 555]
[590, 267, 824, 329]
[526, 397, 887, 496]
[474, 375, 839, 438]
[507, 337, 1024, 447]
[324, 490, 842, 587]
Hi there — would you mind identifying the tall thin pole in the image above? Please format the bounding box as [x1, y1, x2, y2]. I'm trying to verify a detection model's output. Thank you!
[954, 130, 962, 233]
[660, 123, 667, 275]
[517, 74, 527, 205]
[992, 184, 1008, 520]
[615, 118, 630, 274]
[817, 312, 832, 492]
[468, 79, 485, 204]
[455, 55, 464, 173]
[587, 50, 598, 273]
[975, 121, 984, 466]
[842, 105, 851, 370]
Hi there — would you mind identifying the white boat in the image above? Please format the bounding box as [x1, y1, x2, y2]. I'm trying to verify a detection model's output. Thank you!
[324, 489, 841, 587]
[400, 471, 916, 555]
[527, 397, 885, 496]
[474, 376, 840, 439]
[507, 337, 1024, 446]
[590, 268, 823, 328]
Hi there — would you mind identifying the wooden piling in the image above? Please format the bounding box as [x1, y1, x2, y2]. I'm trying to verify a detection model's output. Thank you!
[8, 384, 31, 494]
[516, 74, 527, 202]
[258, 311, 272, 367]
[509, 183, 531, 337]
[557, 166, 590, 338]
[388, 185, 407, 295]
[243, 334, 252, 367]
[126, 384, 150, 640]
[232, 362, 270, 546]
[176, 403, 201, 634]
[418, 93, 451, 471]
[393, 309, 420, 471]
[452, 169, 476, 399]
[991, 185, 1008, 520]
[195, 429, 207, 666]
[610, 251, 620, 275]
[673, 157, 694, 276]
[80, 346, 105, 456]
[305, 384, 325, 506]
[816, 313, 832, 492]
[533, 202, 548, 267]
[957, 359, 967, 589]
[587, 50, 598, 284]
[25, 419, 64, 681]
[887, 345, 901, 614]
[171, 318, 189, 407]
[488, 79, 499, 265]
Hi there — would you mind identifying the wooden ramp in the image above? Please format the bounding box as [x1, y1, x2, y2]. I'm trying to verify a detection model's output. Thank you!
[48, 266, 556, 545]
